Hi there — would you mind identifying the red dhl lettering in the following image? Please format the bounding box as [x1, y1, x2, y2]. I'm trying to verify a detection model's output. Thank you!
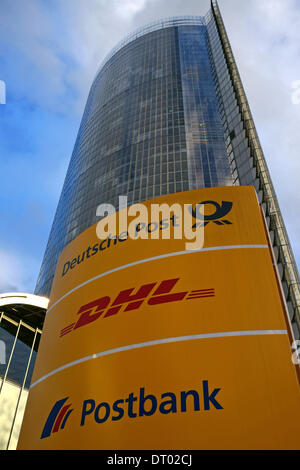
[60, 278, 215, 337]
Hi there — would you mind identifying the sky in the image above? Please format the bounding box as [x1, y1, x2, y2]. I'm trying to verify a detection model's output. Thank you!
[0, 0, 299, 293]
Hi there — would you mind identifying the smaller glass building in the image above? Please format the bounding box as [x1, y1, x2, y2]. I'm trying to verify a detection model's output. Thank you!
[0, 293, 48, 450]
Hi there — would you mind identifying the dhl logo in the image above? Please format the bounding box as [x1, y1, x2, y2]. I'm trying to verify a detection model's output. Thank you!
[60, 278, 215, 337]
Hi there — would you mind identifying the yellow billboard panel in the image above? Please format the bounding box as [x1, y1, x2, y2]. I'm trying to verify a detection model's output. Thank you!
[49, 186, 267, 303]
[18, 187, 300, 449]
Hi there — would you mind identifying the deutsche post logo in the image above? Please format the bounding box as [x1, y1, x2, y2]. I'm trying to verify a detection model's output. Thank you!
[60, 278, 215, 337]
[189, 200, 233, 228]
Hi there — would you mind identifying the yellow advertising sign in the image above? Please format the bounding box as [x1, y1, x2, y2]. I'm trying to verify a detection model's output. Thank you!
[18, 187, 300, 449]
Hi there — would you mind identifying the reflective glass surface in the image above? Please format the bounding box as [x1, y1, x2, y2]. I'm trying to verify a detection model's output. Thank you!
[178, 25, 231, 188]
[0, 315, 41, 450]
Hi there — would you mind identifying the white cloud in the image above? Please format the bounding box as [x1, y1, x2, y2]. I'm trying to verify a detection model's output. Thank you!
[113, 0, 148, 19]
[0, 0, 68, 111]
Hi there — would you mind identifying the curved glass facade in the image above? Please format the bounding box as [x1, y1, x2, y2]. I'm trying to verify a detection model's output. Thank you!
[0, 316, 40, 450]
[35, 16, 233, 297]
[0, 293, 47, 450]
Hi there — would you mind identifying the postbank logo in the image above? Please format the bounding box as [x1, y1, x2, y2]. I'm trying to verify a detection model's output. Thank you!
[60, 278, 215, 337]
[40, 382, 223, 440]
[41, 397, 73, 439]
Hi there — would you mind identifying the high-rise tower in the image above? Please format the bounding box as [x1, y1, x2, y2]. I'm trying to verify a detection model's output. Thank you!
[35, 1, 300, 338]
[17, 2, 300, 450]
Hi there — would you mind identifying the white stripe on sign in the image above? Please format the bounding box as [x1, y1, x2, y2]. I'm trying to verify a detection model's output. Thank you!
[30, 328, 287, 389]
[47, 244, 268, 313]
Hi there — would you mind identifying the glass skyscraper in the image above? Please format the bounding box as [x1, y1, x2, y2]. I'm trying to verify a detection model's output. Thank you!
[35, 1, 300, 339]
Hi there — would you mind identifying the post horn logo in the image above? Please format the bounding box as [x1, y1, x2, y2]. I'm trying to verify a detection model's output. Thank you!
[189, 200, 233, 228]
[41, 397, 73, 439]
